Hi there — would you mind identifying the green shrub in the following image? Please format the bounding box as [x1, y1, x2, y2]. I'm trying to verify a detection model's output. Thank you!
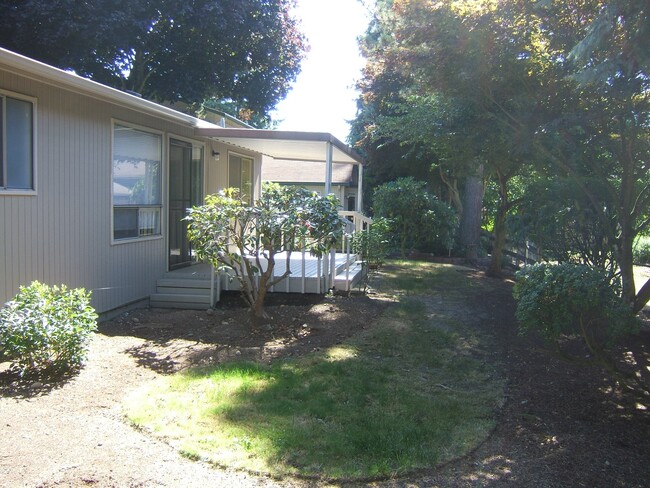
[373, 177, 458, 257]
[351, 217, 392, 268]
[513, 264, 637, 353]
[633, 236, 650, 265]
[0, 281, 98, 375]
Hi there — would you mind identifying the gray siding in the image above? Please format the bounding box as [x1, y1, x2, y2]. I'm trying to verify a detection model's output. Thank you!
[0, 68, 256, 314]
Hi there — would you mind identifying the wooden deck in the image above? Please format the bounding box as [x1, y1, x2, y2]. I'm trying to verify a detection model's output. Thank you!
[150, 251, 366, 309]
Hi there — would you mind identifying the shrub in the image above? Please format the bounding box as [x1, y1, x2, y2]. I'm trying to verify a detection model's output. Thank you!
[351, 216, 392, 268]
[373, 177, 457, 257]
[633, 236, 650, 266]
[0, 281, 98, 375]
[513, 264, 637, 355]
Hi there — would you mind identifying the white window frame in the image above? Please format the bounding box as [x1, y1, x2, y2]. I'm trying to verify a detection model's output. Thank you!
[111, 120, 164, 244]
[0, 89, 37, 195]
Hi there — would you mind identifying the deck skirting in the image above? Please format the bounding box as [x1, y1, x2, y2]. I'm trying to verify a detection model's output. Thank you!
[150, 252, 366, 309]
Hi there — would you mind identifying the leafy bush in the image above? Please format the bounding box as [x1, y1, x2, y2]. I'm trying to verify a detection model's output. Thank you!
[373, 177, 457, 256]
[0, 282, 98, 375]
[633, 236, 650, 266]
[351, 217, 392, 268]
[513, 264, 637, 354]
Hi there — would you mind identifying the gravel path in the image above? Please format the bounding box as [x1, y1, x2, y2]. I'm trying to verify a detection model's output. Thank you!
[0, 334, 304, 488]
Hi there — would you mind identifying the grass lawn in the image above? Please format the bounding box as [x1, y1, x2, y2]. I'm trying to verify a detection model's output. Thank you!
[125, 261, 504, 480]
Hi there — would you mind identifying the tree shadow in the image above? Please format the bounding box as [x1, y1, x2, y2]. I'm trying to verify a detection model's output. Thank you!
[99, 291, 389, 376]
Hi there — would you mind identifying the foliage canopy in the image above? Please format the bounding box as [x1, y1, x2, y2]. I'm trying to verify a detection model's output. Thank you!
[0, 0, 306, 116]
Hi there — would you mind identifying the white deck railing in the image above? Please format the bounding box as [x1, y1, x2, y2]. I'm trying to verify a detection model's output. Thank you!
[207, 212, 372, 306]
[339, 211, 373, 233]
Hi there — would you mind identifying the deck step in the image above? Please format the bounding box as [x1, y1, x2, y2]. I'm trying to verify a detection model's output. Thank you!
[150, 293, 212, 309]
[334, 262, 366, 291]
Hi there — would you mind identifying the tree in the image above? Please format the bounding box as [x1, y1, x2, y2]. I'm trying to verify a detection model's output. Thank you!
[530, 0, 650, 310]
[0, 0, 306, 116]
[353, 1, 554, 271]
[185, 184, 342, 322]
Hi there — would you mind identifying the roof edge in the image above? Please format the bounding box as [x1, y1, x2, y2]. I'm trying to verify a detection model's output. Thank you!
[0, 48, 219, 129]
[196, 127, 364, 164]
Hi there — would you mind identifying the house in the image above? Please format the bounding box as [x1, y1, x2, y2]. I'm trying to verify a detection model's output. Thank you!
[0, 48, 365, 317]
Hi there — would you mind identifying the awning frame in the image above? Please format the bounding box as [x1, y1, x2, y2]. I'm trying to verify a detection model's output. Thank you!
[195, 127, 365, 212]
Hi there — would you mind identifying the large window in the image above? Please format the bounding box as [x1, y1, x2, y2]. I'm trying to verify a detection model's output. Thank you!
[1, 92, 34, 191]
[228, 153, 253, 205]
[112, 123, 162, 240]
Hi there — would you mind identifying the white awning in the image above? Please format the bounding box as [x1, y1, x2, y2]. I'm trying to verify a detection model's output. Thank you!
[195, 127, 364, 165]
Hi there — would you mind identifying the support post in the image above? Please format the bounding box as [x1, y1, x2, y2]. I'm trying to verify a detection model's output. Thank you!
[357, 163, 363, 214]
[325, 142, 333, 195]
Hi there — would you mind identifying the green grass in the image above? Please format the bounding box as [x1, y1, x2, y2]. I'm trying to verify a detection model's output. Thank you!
[125, 260, 503, 480]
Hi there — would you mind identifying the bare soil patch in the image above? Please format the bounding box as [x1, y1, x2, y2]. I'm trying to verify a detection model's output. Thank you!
[1, 266, 649, 487]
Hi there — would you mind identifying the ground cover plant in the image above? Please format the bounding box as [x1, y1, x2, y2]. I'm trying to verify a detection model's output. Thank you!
[125, 261, 503, 480]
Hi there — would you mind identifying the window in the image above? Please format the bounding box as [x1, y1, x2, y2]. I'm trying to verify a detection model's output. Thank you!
[228, 153, 253, 205]
[112, 123, 162, 240]
[1, 92, 34, 190]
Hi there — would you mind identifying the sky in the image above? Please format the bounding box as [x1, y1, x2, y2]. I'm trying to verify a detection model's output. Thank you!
[271, 0, 370, 142]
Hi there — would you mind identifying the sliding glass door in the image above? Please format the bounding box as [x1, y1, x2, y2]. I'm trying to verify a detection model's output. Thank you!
[169, 139, 203, 269]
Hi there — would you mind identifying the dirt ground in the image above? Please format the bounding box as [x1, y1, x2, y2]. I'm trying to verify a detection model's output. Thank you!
[1, 265, 649, 487]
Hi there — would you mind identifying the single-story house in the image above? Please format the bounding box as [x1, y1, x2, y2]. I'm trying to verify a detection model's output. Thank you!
[0, 48, 365, 317]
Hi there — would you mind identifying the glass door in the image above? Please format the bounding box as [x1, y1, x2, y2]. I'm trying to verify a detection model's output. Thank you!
[169, 139, 203, 269]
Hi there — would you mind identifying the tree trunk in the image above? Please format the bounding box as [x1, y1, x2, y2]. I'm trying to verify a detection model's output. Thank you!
[251, 286, 270, 324]
[459, 164, 485, 263]
[487, 171, 508, 277]
[617, 115, 638, 307]
[619, 222, 636, 307]
[250, 253, 274, 325]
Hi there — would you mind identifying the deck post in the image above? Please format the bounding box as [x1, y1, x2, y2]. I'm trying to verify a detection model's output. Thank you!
[286, 251, 291, 292]
[210, 264, 215, 307]
[216, 268, 221, 303]
[357, 163, 363, 216]
[325, 141, 333, 195]
[301, 237, 306, 293]
[345, 234, 351, 291]
[317, 256, 322, 293]
[330, 249, 336, 290]
[324, 252, 330, 291]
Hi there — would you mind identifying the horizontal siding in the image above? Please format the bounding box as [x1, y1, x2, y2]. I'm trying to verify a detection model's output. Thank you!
[0, 68, 261, 314]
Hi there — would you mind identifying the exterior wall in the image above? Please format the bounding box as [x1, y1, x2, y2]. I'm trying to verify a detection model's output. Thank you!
[0, 67, 260, 314]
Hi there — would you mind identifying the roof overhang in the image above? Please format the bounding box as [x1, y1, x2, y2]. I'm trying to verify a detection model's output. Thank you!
[0, 48, 217, 129]
[195, 127, 364, 165]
